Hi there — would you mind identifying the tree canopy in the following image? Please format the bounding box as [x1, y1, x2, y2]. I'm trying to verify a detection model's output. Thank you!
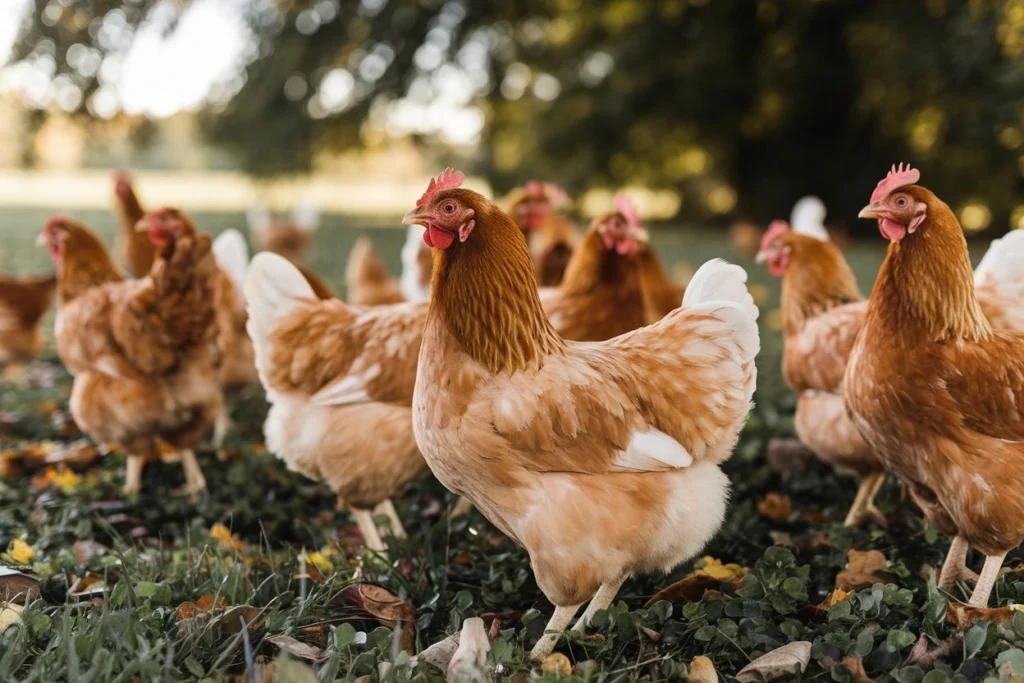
[10, 0, 1024, 229]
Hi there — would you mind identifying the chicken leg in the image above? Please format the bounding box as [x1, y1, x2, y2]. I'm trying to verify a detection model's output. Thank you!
[179, 450, 207, 497]
[572, 575, 628, 632]
[449, 496, 475, 519]
[351, 508, 386, 553]
[371, 499, 407, 540]
[938, 535, 979, 589]
[530, 603, 583, 662]
[123, 455, 144, 495]
[843, 472, 887, 527]
[967, 552, 1007, 608]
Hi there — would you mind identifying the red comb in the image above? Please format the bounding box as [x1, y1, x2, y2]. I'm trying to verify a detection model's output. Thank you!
[613, 193, 642, 228]
[44, 214, 71, 232]
[870, 163, 920, 203]
[525, 180, 545, 198]
[417, 168, 465, 208]
[761, 220, 790, 251]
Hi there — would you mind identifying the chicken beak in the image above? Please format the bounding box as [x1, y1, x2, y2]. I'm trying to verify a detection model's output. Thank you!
[35, 232, 48, 247]
[134, 217, 152, 233]
[754, 250, 769, 264]
[858, 203, 882, 220]
[402, 208, 428, 226]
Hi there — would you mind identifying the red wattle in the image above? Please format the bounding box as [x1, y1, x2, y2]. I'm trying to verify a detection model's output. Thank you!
[879, 218, 907, 243]
[424, 224, 455, 249]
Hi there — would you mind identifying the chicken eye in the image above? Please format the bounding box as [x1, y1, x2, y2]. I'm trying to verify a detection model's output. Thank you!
[442, 202, 456, 213]
[895, 197, 907, 207]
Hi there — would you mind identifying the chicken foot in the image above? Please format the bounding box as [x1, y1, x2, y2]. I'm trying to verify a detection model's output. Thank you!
[572, 575, 628, 632]
[938, 535, 979, 589]
[843, 471, 887, 527]
[967, 552, 1008, 608]
[530, 603, 583, 662]
[123, 455, 144, 495]
[449, 496, 475, 519]
[179, 450, 207, 497]
[371, 499, 407, 540]
[350, 507, 386, 553]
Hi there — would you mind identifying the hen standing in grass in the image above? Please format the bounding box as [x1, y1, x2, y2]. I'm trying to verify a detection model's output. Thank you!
[539, 193, 650, 341]
[245, 253, 428, 550]
[112, 171, 155, 279]
[407, 169, 758, 660]
[0, 273, 57, 364]
[39, 215, 223, 495]
[846, 165, 1024, 607]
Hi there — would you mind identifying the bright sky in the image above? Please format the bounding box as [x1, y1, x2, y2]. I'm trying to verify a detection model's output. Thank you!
[0, 0, 487, 145]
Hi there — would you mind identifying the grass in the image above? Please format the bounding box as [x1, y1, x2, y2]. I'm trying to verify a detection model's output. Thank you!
[1, 207, 1022, 682]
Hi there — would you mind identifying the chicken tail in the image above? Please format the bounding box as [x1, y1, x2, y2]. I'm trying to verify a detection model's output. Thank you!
[212, 229, 250, 297]
[244, 253, 318, 385]
[975, 229, 1024, 292]
[682, 258, 760, 364]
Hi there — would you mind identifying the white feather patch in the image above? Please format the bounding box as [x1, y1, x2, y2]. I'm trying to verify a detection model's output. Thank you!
[612, 428, 693, 472]
[310, 363, 381, 406]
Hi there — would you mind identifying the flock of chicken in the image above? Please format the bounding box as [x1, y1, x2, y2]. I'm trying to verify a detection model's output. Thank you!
[1, 165, 1023, 661]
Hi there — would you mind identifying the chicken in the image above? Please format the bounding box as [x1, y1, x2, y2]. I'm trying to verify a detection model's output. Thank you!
[758, 213, 1024, 528]
[400, 224, 433, 303]
[845, 164, 1024, 608]
[406, 169, 758, 660]
[539, 193, 649, 342]
[0, 273, 57, 364]
[246, 200, 318, 266]
[245, 253, 429, 550]
[39, 214, 223, 495]
[207, 225, 258, 393]
[504, 181, 576, 286]
[112, 171, 155, 278]
[346, 238, 404, 306]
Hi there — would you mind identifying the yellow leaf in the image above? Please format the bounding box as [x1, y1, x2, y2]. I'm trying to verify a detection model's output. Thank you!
[209, 523, 246, 551]
[8, 539, 35, 565]
[693, 556, 748, 581]
[303, 551, 334, 573]
[52, 469, 82, 494]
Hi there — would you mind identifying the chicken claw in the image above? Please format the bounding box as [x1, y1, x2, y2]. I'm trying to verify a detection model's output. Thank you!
[968, 552, 1008, 607]
[178, 450, 207, 498]
[843, 472, 887, 527]
[572, 575, 628, 632]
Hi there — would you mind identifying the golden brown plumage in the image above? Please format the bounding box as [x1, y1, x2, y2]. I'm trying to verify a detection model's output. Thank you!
[0, 273, 57, 363]
[246, 253, 428, 550]
[540, 212, 647, 342]
[41, 215, 223, 495]
[636, 245, 686, 324]
[408, 170, 758, 660]
[846, 171, 1024, 608]
[504, 182, 576, 286]
[345, 238, 404, 306]
[112, 171, 155, 278]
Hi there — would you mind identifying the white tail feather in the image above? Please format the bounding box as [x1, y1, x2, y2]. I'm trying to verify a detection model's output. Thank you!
[789, 195, 829, 242]
[975, 230, 1024, 289]
[245, 252, 317, 347]
[683, 259, 760, 363]
[212, 229, 249, 297]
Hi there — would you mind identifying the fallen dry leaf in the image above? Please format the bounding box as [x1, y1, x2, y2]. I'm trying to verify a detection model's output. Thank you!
[947, 602, 1023, 631]
[835, 549, 887, 591]
[541, 653, 572, 677]
[645, 575, 734, 608]
[819, 588, 852, 610]
[356, 584, 417, 652]
[68, 573, 105, 598]
[0, 602, 24, 634]
[0, 566, 40, 602]
[693, 556, 748, 581]
[72, 540, 107, 567]
[908, 632, 963, 668]
[195, 593, 228, 611]
[34, 400, 59, 416]
[417, 631, 461, 672]
[841, 655, 873, 683]
[736, 641, 812, 682]
[266, 634, 323, 663]
[757, 493, 794, 521]
[209, 523, 246, 552]
[6, 539, 35, 565]
[32, 466, 82, 494]
[689, 656, 718, 683]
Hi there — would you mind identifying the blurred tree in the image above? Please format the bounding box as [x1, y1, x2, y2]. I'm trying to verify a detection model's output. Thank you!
[8, 0, 1024, 230]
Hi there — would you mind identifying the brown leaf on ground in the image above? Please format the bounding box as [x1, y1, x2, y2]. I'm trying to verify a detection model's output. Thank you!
[835, 550, 887, 591]
[72, 540, 107, 566]
[947, 603, 1022, 631]
[907, 632, 963, 668]
[757, 493, 794, 521]
[195, 593, 229, 611]
[542, 653, 572, 677]
[0, 567, 40, 602]
[819, 588, 852, 610]
[638, 625, 661, 642]
[67, 573, 105, 598]
[645, 575, 736, 608]
[736, 641, 812, 682]
[841, 655, 873, 683]
[266, 634, 323, 663]
[356, 584, 417, 652]
[35, 400, 59, 416]
[688, 656, 718, 683]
